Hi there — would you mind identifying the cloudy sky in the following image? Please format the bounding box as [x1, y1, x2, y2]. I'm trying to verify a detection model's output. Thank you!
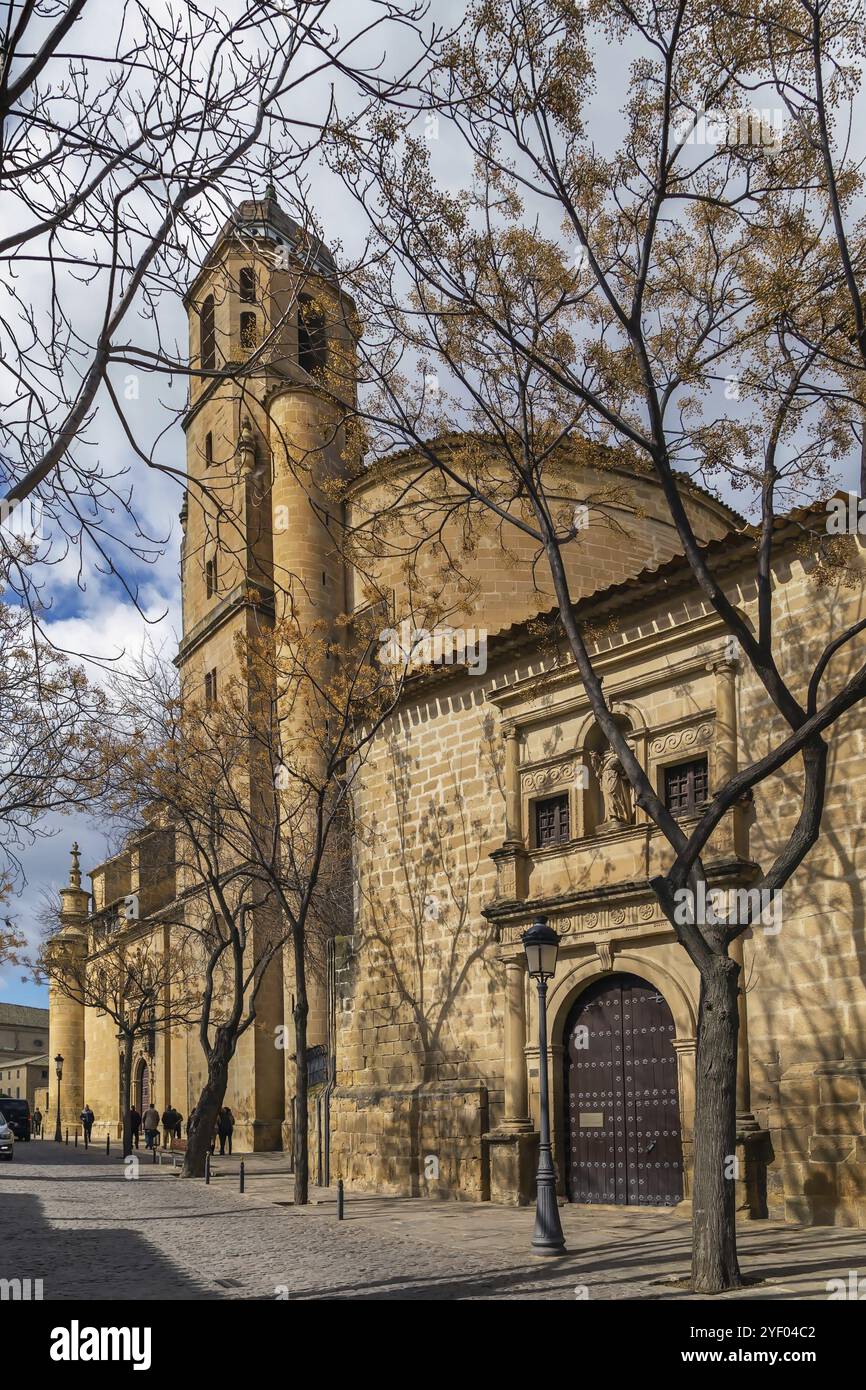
[2, 2, 863, 1009]
[1, 0, 457, 1005]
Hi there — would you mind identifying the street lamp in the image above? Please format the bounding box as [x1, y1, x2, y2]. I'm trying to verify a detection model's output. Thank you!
[522, 918, 566, 1256]
[53, 1053, 64, 1143]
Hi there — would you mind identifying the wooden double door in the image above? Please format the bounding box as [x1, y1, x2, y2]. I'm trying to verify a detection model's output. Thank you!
[564, 973, 683, 1207]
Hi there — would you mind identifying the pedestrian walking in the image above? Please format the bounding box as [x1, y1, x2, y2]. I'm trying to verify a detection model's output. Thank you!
[129, 1105, 141, 1149]
[32, 1107, 42, 1137]
[161, 1103, 178, 1148]
[142, 1102, 160, 1150]
[80, 1104, 94, 1142]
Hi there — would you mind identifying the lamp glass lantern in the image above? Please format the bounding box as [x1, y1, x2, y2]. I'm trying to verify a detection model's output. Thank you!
[54, 1053, 64, 1079]
[521, 920, 560, 979]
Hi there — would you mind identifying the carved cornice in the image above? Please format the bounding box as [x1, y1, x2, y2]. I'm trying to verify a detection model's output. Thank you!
[483, 857, 760, 949]
[174, 583, 275, 666]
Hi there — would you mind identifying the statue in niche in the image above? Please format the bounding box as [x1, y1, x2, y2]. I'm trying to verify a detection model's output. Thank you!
[590, 746, 632, 828]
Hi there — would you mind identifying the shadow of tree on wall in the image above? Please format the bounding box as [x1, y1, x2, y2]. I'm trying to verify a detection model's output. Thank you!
[735, 564, 866, 1219]
[352, 715, 500, 1195]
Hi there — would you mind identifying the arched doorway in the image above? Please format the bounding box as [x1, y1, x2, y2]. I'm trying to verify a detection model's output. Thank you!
[135, 1059, 151, 1113]
[564, 972, 683, 1206]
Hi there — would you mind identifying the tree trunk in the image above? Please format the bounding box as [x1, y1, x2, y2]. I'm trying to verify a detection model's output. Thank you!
[181, 1052, 229, 1178]
[121, 1038, 134, 1158]
[691, 951, 743, 1293]
[293, 927, 310, 1205]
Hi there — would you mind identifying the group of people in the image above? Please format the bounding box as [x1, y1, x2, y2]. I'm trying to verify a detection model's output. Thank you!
[56, 1099, 237, 1153]
[125, 1101, 236, 1154]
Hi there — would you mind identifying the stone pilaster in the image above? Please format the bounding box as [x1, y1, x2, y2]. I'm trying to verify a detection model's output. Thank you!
[502, 722, 522, 847]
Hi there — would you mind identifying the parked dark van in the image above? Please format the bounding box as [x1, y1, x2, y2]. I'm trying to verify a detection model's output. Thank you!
[0, 1097, 31, 1140]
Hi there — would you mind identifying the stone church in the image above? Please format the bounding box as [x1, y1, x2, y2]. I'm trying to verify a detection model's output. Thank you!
[48, 194, 866, 1228]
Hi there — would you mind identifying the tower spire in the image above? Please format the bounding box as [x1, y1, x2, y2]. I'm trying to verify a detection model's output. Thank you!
[69, 841, 82, 890]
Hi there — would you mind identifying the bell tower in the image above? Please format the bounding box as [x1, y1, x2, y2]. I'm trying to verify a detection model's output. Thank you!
[46, 843, 89, 1133]
[179, 191, 357, 1149]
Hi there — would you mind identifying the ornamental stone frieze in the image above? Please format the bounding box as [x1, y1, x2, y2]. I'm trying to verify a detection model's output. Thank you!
[496, 896, 662, 947]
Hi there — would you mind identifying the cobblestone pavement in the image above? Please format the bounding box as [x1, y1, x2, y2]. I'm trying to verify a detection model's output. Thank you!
[0, 1141, 861, 1300]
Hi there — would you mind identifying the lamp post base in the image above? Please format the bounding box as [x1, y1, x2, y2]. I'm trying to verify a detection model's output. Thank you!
[531, 1174, 567, 1255]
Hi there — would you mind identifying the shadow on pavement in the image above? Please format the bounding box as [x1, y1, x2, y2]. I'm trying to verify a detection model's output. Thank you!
[0, 1190, 220, 1301]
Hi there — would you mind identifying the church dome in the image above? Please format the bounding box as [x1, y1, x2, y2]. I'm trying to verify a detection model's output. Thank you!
[346, 436, 740, 637]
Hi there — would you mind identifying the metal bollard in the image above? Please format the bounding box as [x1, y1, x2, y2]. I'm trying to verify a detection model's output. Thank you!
[152, 1142, 157, 1164]
[106, 1134, 110, 1155]
[239, 1160, 245, 1194]
[65, 1128, 68, 1145]
[205, 1152, 211, 1185]
[74, 1131, 78, 1148]
[337, 1178, 344, 1221]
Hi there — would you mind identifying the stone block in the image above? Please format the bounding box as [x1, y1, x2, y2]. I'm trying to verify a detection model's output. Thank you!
[815, 1104, 863, 1136]
[485, 1129, 539, 1206]
[784, 1196, 837, 1227]
[819, 1076, 860, 1105]
[809, 1136, 855, 1163]
[768, 1104, 813, 1130]
[778, 1076, 820, 1106]
[836, 1164, 866, 1197]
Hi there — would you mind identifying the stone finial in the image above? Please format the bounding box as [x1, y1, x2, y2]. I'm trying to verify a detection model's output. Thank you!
[69, 842, 82, 890]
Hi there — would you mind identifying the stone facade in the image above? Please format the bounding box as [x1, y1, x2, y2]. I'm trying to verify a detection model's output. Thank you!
[47, 196, 866, 1226]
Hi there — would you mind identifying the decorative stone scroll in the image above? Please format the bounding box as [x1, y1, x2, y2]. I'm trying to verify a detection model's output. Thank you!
[649, 722, 714, 757]
[522, 760, 582, 793]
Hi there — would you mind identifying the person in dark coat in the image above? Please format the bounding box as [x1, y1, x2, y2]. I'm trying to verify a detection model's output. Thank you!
[129, 1105, 142, 1148]
[80, 1105, 94, 1142]
[161, 1103, 179, 1148]
[217, 1107, 234, 1156]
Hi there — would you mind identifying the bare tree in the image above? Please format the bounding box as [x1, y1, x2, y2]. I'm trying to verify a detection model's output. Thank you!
[0, 0, 430, 627]
[0, 593, 107, 891]
[102, 608, 408, 1197]
[37, 901, 199, 1155]
[0, 883, 24, 966]
[318, 0, 866, 1290]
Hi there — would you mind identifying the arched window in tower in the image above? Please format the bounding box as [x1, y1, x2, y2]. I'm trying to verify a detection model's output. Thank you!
[239, 266, 256, 302]
[240, 311, 258, 350]
[200, 294, 216, 371]
[297, 293, 327, 375]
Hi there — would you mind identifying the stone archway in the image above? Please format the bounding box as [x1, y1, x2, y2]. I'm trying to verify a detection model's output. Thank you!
[546, 951, 698, 1199]
[562, 972, 683, 1205]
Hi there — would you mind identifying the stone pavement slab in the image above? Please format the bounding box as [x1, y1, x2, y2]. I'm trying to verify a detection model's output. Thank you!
[1, 1141, 862, 1300]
